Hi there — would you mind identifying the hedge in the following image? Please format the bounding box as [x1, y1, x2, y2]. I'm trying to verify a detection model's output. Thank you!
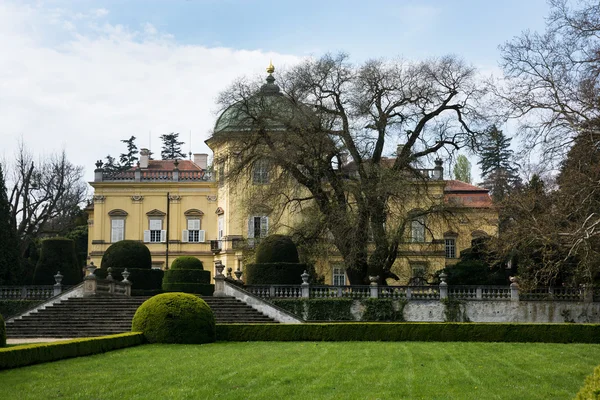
[255, 235, 299, 264]
[0, 300, 41, 319]
[169, 256, 204, 270]
[245, 262, 307, 285]
[33, 238, 81, 285]
[95, 268, 164, 291]
[161, 283, 214, 296]
[163, 269, 211, 284]
[575, 365, 600, 400]
[216, 323, 600, 343]
[269, 298, 405, 322]
[162, 256, 213, 295]
[0, 314, 5, 347]
[101, 240, 152, 270]
[0, 332, 145, 369]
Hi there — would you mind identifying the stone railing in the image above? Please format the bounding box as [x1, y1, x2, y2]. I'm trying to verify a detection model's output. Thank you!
[82, 263, 131, 297]
[1, 271, 71, 300]
[97, 168, 213, 182]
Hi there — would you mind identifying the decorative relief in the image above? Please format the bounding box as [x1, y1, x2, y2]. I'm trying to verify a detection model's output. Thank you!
[131, 195, 144, 202]
[87, 219, 94, 226]
[206, 195, 217, 202]
[168, 194, 182, 202]
[215, 207, 225, 215]
[93, 195, 106, 203]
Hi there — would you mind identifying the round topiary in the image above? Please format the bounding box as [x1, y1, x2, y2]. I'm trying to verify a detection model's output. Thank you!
[131, 293, 215, 344]
[101, 240, 152, 270]
[162, 256, 213, 295]
[33, 238, 81, 285]
[0, 314, 5, 347]
[170, 256, 204, 270]
[254, 235, 299, 264]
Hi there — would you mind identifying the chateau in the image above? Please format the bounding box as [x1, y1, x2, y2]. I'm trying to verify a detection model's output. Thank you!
[87, 66, 498, 285]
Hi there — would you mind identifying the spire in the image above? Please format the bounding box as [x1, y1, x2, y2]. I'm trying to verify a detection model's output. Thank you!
[260, 60, 281, 95]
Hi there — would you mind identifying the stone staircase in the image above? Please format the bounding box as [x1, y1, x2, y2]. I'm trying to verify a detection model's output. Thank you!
[6, 296, 276, 339]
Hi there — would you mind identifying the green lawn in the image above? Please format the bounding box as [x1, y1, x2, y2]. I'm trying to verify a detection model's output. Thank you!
[1, 341, 598, 399]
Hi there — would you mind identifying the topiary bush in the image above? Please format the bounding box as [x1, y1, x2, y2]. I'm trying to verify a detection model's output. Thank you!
[0, 313, 5, 347]
[131, 293, 215, 344]
[32, 238, 81, 285]
[162, 256, 213, 295]
[97, 241, 162, 294]
[255, 235, 299, 264]
[246, 235, 306, 284]
[101, 240, 152, 270]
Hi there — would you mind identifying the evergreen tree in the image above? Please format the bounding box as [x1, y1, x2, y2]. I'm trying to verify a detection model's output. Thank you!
[160, 133, 185, 160]
[0, 163, 22, 284]
[453, 154, 472, 183]
[477, 126, 520, 201]
[119, 136, 138, 168]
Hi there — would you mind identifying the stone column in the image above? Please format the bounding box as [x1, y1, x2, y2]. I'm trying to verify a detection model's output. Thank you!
[439, 272, 448, 300]
[213, 260, 226, 297]
[510, 277, 519, 302]
[53, 271, 63, 297]
[369, 276, 379, 299]
[83, 263, 98, 297]
[301, 270, 310, 298]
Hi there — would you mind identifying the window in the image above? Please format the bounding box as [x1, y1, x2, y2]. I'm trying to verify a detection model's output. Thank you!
[247, 215, 268, 245]
[252, 159, 269, 184]
[218, 162, 225, 188]
[144, 218, 166, 243]
[218, 215, 224, 241]
[110, 219, 124, 243]
[332, 265, 346, 286]
[411, 216, 426, 243]
[445, 238, 456, 258]
[182, 218, 205, 243]
[409, 263, 427, 286]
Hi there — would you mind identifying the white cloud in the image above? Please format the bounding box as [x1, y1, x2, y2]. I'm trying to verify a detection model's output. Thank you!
[0, 2, 300, 182]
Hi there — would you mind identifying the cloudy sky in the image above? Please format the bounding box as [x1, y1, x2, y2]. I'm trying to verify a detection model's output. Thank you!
[0, 0, 550, 182]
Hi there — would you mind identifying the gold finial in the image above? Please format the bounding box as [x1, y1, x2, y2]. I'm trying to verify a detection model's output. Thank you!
[266, 60, 275, 74]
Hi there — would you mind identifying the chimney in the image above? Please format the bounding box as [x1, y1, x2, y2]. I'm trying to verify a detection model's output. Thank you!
[140, 148, 150, 169]
[193, 153, 208, 170]
[433, 158, 444, 180]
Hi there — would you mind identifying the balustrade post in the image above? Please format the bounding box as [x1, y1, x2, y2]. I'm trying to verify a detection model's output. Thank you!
[476, 287, 482, 300]
[301, 271, 310, 298]
[369, 276, 379, 299]
[269, 286, 275, 298]
[439, 272, 448, 300]
[213, 260, 226, 297]
[83, 262, 98, 297]
[53, 271, 63, 296]
[134, 169, 141, 182]
[21, 286, 27, 299]
[510, 277, 519, 302]
[121, 269, 132, 296]
[406, 287, 412, 300]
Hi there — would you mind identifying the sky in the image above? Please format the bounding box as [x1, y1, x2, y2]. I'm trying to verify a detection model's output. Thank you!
[0, 0, 551, 183]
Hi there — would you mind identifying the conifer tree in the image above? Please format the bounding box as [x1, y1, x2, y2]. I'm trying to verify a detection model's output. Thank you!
[119, 136, 138, 168]
[478, 126, 520, 201]
[453, 154, 472, 183]
[160, 133, 185, 160]
[0, 163, 22, 284]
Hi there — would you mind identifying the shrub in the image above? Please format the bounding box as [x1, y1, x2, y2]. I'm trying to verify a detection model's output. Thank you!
[101, 240, 152, 270]
[170, 256, 204, 270]
[0, 333, 144, 369]
[245, 262, 307, 285]
[32, 238, 81, 285]
[575, 365, 600, 400]
[0, 300, 41, 319]
[0, 314, 5, 348]
[162, 256, 214, 295]
[255, 235, 299, 263]
[131, 293, 215, 344]
[217, 323, 600, 343]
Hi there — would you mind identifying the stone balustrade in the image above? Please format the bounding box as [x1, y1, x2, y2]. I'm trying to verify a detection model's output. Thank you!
[82, 263, 131, 297]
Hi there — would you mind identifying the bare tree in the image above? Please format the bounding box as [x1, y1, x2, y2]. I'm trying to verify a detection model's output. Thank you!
[6, 143, 88, 258]
[497, 0, 600, 162]
[213, 54, 491, 284]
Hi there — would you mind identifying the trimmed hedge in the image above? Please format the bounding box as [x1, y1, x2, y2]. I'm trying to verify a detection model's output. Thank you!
[95, 267, 164, 291]
[101, 240, 152, 270]
[255, 235, 299, 264]
[575, 365, 600, 400]
[245, 262, 307, 285]
[0, 332, 145, 369]
[216, 323, 600, 343]
[132, 293, 215, 344]
[170, 256, 204, 270]
[162, 256, 213, 295]
[0, 300, 41, 319]
[271, 298, 354, 321]
[33, 238, 81, 285]
[0, 314, 5, 348]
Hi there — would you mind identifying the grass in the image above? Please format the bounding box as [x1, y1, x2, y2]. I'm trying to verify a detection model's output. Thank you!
[1, 341, 598, 399]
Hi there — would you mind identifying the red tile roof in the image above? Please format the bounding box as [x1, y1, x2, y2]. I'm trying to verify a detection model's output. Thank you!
[132, 160, 202, 171]
[444, 180, 493, 208]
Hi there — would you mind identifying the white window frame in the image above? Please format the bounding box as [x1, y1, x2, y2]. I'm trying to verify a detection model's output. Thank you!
[247, 215, 268, 245]
[144, 218, 166, 243]
[411, 216, 426, 243]
[182, 218, 205, 243]
[252, 159, 269, 184]
[332, 265, 346, 286]
[110, 218, 125, 243]
[218, 215, 224, 240]
[445, 238, 456, 259]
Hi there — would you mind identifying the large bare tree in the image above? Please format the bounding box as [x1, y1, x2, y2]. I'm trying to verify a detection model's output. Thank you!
[213, 54, 490, 284]
[6, 143, 87, 258]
